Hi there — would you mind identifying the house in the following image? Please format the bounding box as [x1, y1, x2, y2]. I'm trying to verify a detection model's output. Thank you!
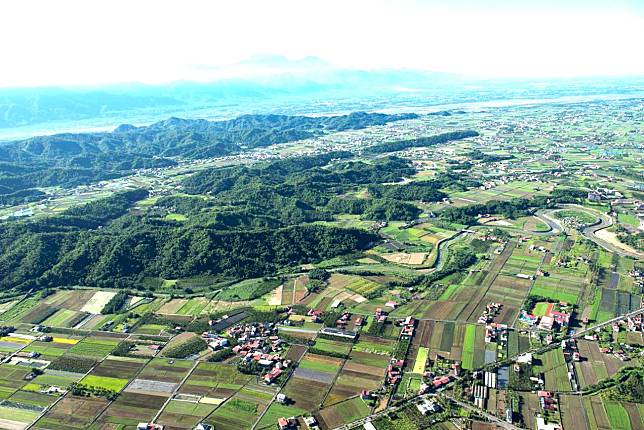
[278, 417, 290, 430]
[264, 367, 282, 384]
[516, 353, 532, 364]
[536, 416, 561, 430]
[538, 316, 555, 331]
[416, 399, 441, 415]
[519, 311, 538, 326]
[319, 327, 357, 340]
[278, 417, 296, 430]
[400, 317, 415, 338]
[304, 416, 319, 429]
[276, 393, 287, 404]
[550, 311, 570, 326]
[432, 375, 450, 389]
[194, 424, 213, 430]
[137, 424, 163, 430]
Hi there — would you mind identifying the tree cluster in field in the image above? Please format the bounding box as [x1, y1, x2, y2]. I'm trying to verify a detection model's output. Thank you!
[468, 149, 514, 164]
[48, 354, 96, 373]
[392, 337, 411, 360]
[111, 341, 137, 357]
[508, 363, 534, 391]
[69, 382, 119, 400]
[208, 347, 235, 362]
[308, 347, 349, 359]
[583, 367, 643, 402]
[322, 309, 346, 328]
[363, 130, 479, 154]
[237, 358, 264, 375]
[616, 229, 643, 252]
[101, 290, 129, 314]
[606, 368, 643, 403]
[405, 247, 478, 294]
[162, 336, 208, 358]
[305, 269, 330, 293]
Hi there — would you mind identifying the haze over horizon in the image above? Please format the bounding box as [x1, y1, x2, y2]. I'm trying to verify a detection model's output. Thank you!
[2, 0, 644, 88]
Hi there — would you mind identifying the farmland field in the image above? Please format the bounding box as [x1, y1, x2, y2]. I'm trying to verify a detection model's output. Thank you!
[80, 291, 117, 314]
[0, 78, 643, 430]
[317, 396, 371, 429]
[80, 374, 129, 392]
[208, 386, 274, 430]
[68, 337, 120, 359]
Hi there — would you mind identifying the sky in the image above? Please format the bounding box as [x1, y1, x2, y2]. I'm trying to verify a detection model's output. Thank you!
[1, 0, 643, 87]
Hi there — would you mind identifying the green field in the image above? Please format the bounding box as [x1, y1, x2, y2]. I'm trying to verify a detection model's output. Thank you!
[532, 302, 550, 317]
[42, 309, 79, 327]
[412, 347, 429, 374]
[177, 298, 209, 315]
[216, 278, 281, 301]
[298, 355, 342, 374]
[80, 375, 129, 392]
[461, 324, 476, 370]
[312, 337, 352, 356]
[530, 284, 579, 304]
[554, 209, 597, 225]
[69, 337, 120, 359]
[256, 403, 307, 429]
[604, 401, 631, 430]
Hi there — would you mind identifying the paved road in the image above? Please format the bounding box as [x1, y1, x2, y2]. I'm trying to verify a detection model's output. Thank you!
[536, 205, 643, 260]
[336, 391, 522, 430]
[443, 394, 521, 430]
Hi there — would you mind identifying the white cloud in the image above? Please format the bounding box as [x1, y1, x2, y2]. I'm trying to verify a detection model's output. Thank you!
[0, 0, 642, 87]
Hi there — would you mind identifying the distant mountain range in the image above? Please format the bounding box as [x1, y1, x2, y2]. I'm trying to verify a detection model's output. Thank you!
[0, 111, 416, 204]
[2, 56, 642, 132]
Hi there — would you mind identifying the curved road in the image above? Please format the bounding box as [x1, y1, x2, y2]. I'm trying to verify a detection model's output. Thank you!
[535, 205, 643, 260]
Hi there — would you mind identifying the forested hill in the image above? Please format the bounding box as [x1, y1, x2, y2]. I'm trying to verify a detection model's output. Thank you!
[0, 111, 417, 200]
[0, 188, 377, 293]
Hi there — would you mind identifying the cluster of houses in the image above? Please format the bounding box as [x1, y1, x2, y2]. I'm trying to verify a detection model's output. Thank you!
[629, 268, 644, 293]
[399, 316, 415, 338]
[136, 423, 164, 430]
[621, 313, 642, 332]
[478, 302, 502, 325]
[537, 390, 558, 413]
[385, 359, 405, 386]
[528, 243, 549, 254]
[587, 188, 623, 202]
[417, 361, 458, 395]
[333, 311, 355, 330]
[561, 339, 580, 363]
[374, 307, 388, 323]
[212, 322, 293, 384]
[535, 392, 562, 430]
[484, 322, 508, 344]
[518, 301, 571, 334]
[277, 416, 319, 430]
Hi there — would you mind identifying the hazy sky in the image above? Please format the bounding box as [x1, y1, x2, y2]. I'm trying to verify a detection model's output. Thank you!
[1, 0, 643, 87]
